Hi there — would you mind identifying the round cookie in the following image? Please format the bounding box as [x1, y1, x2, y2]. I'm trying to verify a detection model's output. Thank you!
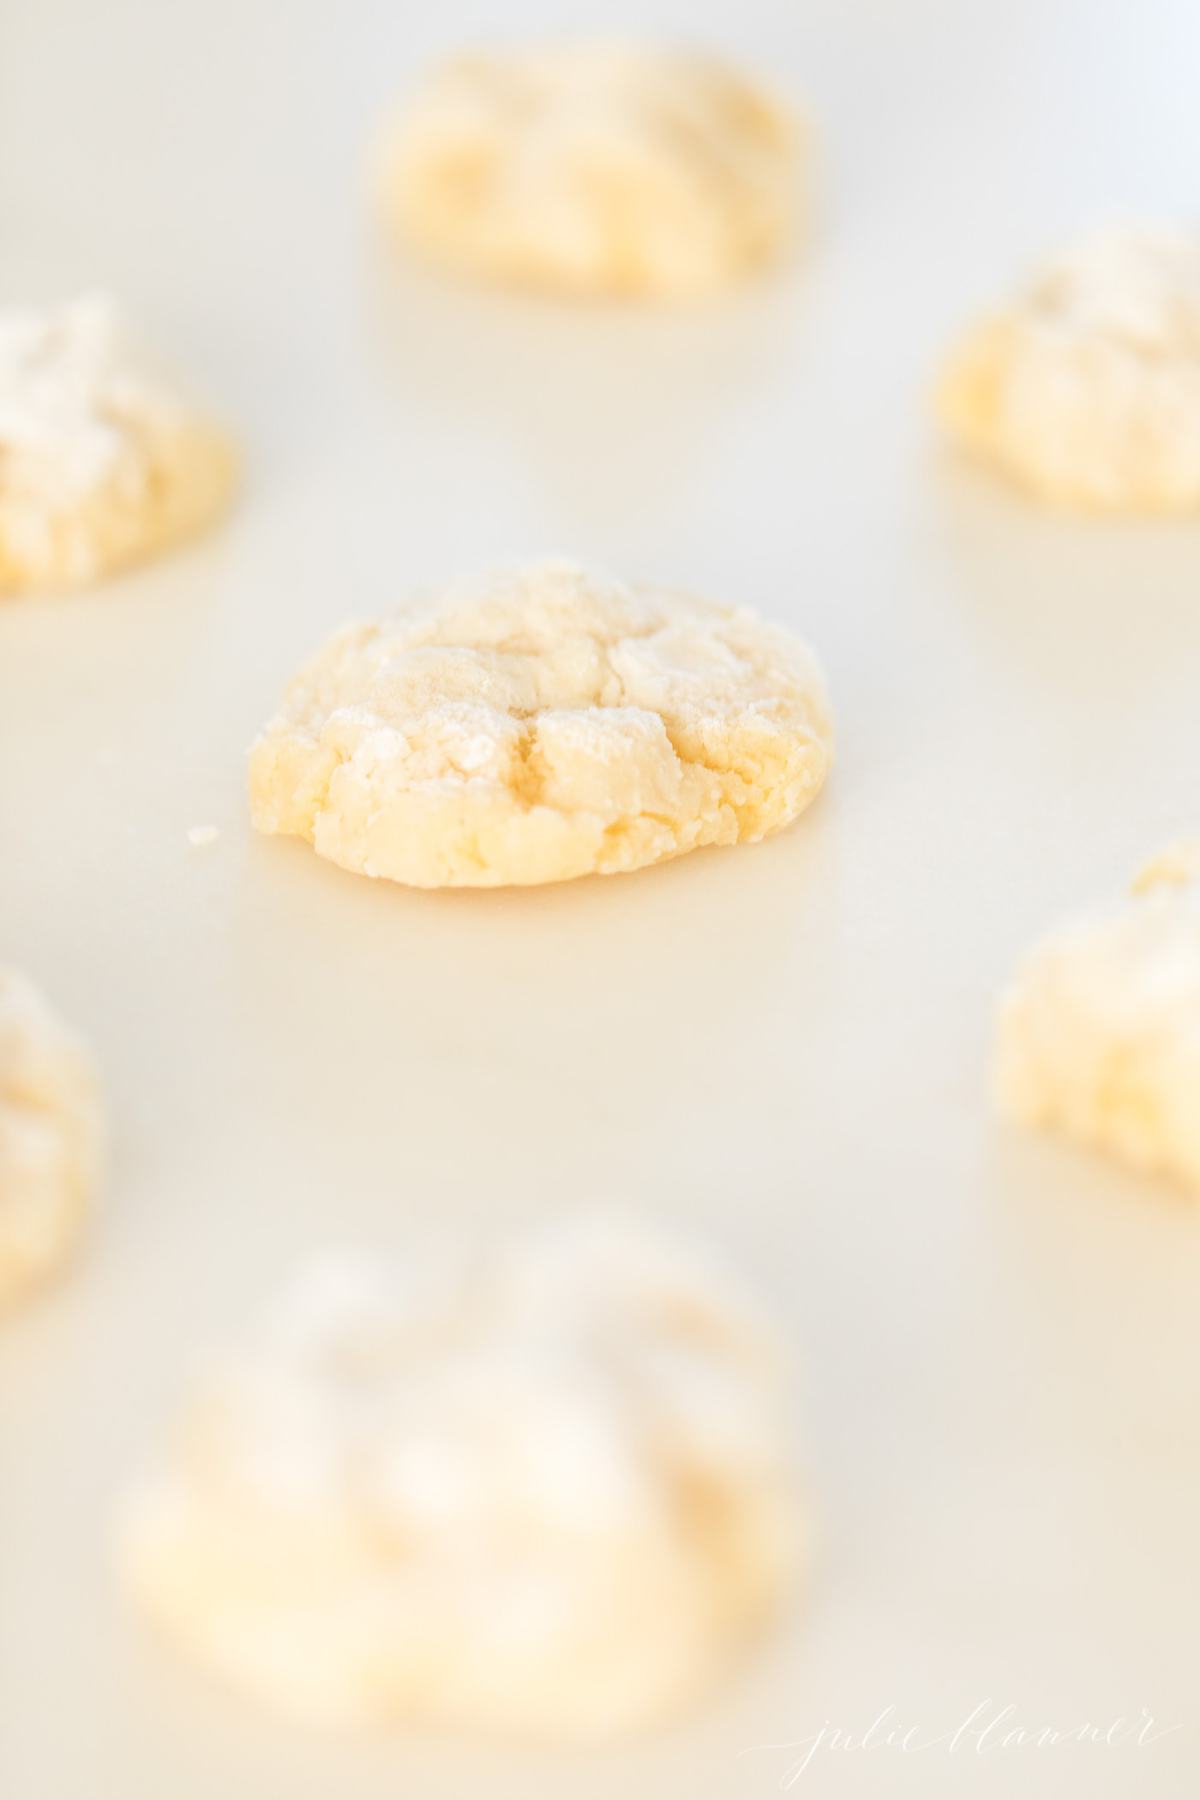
[0, 295, 237, 593]
[995, 842, 1200, 1191]
[248, 559, 832, 889]
[118, 1217, 803, 1737]
[0, 969, 103, 1310]
[378, 42, 800, 300]
[937, 225, 1200, 512]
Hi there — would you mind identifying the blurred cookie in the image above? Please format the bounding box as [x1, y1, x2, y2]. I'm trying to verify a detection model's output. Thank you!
[996, 842, 1200, 1190]
[119, 1216, 803, 1736]
[938, 226, 1200, 511]
[378, 42, 800, 299]
[0, 969, 103, 1309]
[0, 295, 236, 592]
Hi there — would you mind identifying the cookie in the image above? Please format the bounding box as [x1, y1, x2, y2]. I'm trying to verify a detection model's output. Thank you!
[248, 559, 832, 889]
[378, 42, 799, 300]
[0, 969, 103, 1310]
[996, 843, 1200, 1190]
[118, 1217, 802, 1737]
[937, 225, 1200, 511]
[0, 295, 237, 592]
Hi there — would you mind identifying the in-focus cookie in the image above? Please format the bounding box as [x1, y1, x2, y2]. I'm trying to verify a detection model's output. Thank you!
[118, 1216, 802, 1737]
[0, 295, 237, 593]
[0, 969, 103, 1309]
[996, 842, 1200, 1190]
[378, 42, 800, 300]
[248, 559, 832, 888]
[937, 225, 1200, 511]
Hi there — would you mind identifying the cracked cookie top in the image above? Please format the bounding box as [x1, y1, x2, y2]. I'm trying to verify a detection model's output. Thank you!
[247, 559, 832, 888]
[377, 42, 800, 300]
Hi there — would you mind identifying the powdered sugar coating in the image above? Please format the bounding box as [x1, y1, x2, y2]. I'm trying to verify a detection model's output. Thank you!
[379, 42, 799, 299]
[0, 969, 103, 1309]
[0, 295, 236, 591]
[118, 1217, 802, 1737]
[938, 225, 1200, 511]
[996, 842, 1200, 1191]
[248, 559, 832, 888]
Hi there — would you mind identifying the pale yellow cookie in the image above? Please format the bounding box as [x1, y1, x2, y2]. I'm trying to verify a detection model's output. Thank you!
[0, 969, 103, 1309]
[995, 841, 1200, 1190]
[248, 559, 832, 889]
[0, 295, 237, 593]
[118, 1217, 803, 1737]
[378, 42, 800, 300]
[938, 225, 1200, 511]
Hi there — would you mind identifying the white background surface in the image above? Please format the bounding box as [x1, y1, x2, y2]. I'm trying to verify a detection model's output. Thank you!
[3, 1, 1200, 1795]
